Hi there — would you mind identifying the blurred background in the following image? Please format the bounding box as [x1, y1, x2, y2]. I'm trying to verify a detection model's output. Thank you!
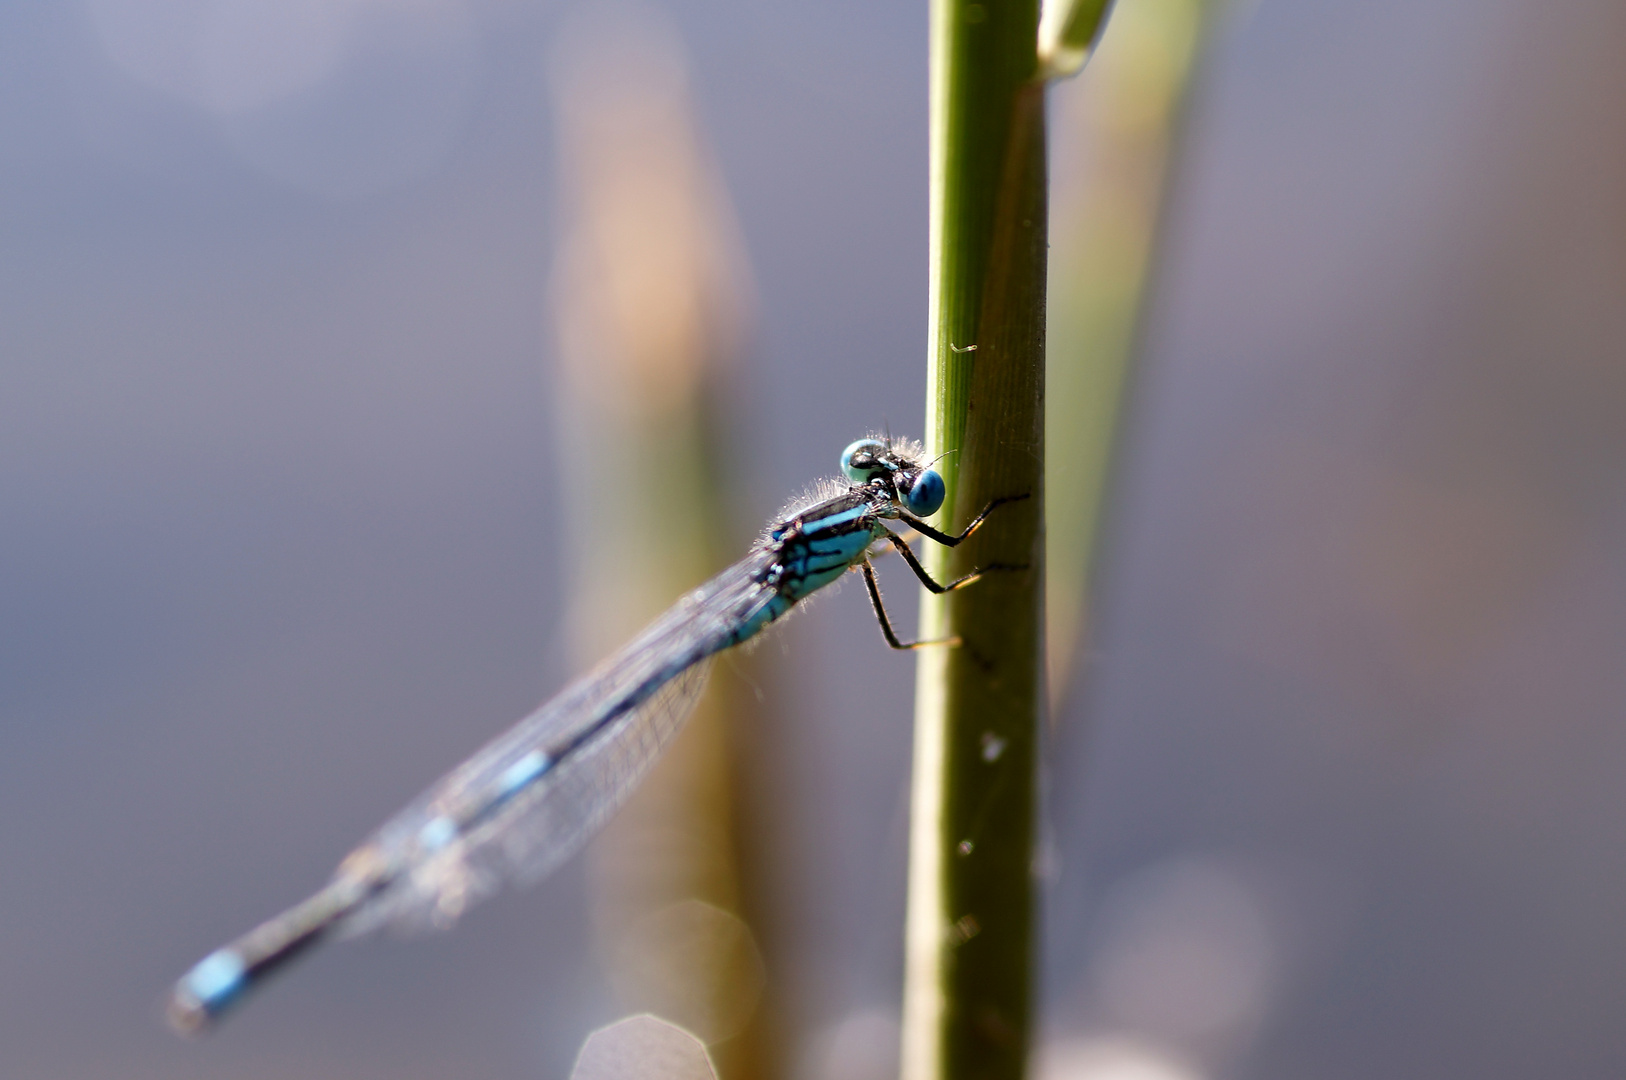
[3, 0, 1625, 1078]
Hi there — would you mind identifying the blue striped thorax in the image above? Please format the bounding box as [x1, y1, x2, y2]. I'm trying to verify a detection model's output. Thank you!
[768, 490, 887, 601]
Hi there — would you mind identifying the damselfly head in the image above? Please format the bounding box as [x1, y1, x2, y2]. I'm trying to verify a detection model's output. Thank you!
[839, 436, 945, 517]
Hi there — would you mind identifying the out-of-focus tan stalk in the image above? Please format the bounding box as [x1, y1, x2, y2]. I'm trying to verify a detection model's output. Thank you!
[547, 10, 770, 1079]
[1045, 0, 1210, 700]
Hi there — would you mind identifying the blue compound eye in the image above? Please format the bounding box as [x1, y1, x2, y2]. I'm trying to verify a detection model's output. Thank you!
[905, 469, 946, 516]
[840, 438, 889, 482]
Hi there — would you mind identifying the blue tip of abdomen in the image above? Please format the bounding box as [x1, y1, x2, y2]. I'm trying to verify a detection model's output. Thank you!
[169, 948, 247, 1033]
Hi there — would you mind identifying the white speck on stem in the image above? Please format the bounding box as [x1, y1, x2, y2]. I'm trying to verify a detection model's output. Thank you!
[980, 732, 1007, 762]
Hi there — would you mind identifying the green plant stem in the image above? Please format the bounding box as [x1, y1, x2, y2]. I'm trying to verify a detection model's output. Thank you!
[902, 2, 1048, 1079]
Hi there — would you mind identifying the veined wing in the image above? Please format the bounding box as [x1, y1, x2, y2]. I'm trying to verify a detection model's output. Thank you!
[170, 547, 780, 1032]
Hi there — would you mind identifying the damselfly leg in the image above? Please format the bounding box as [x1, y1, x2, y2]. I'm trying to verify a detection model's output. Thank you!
[859, 493, 1028, 649]
[859, 561, 949, 650]
[895, 493, 1029, 548]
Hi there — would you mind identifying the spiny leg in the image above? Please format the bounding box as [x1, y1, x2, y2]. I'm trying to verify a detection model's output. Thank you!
[897, 492, 1029, 548]
[860, 561, 957, 650]
[876, 529, 989, 594]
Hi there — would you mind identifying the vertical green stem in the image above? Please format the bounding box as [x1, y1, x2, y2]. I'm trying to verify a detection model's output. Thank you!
[903, 2, 1047, 1079]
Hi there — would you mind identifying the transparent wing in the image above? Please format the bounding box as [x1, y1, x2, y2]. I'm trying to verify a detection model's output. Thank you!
[169, 549, 779, 1032]
[349, 660, 715, 934]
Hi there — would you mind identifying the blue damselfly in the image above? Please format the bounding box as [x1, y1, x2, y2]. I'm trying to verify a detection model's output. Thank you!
[168, 436, 1018, 1033]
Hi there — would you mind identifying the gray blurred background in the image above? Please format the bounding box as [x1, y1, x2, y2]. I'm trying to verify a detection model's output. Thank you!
[3, 0, 1625, 1078]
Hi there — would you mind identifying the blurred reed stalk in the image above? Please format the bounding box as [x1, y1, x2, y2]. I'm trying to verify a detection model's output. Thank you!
[902, 2, 1116, 1079]
[547, 10, 773, 1079]
[1044, 0, 1210, 703]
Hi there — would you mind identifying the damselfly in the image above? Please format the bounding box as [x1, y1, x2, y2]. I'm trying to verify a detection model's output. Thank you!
[168, 436, 1019, 1033]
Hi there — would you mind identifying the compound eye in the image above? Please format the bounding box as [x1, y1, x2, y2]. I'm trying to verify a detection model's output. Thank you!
[840, 438, 890, 482]
[905, 469, 946, 516]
